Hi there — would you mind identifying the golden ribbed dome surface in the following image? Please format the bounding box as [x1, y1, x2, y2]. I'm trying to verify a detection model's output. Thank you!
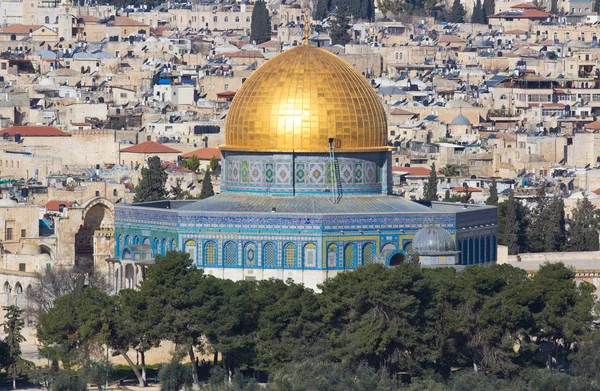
[222, 45, 388, 153]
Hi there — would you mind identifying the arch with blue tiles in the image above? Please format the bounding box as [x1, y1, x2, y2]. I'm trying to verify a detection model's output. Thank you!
[344, 243, 357, 269]
[263, 242, 277, 268]
[244, 242, 257, 268]
[362, 242, 375, 265]
[204, 241, 217, 266]
[303, 243, 317, 268]
[283, 243, 296, 268]
[223, 241, 237, 267]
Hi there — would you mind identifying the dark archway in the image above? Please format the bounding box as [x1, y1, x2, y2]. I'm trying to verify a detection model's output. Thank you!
[389, 253, 405, 266]
[75, 202, 113, 272]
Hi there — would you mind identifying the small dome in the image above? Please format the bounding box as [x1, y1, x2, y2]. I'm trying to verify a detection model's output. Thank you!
[412, 225, 455, 254]
[450, 114, 471, 126]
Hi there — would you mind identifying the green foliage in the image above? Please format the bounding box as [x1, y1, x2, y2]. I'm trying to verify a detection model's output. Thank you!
[448, 0, 466, 22]
[3, 305, 30, 389]
[200, 169, 215, 199]
[134, 156, 168, 202]
[572, 332, 600, 385]
[209, 155, 220, 173]
[566, 196, 599, 251]
[250, 0, 271, 45]
[329, 9, 351, 46]
[37, 251, 600, 389]
[182, 155, 200, 172]
[482, 0, 494, 22]
[50, 370, 87, 391]
[497, 190, 529, 255]
[486, 178, 499, 205]
[470, 0, 485, 24]
[527, 189, 567, 252]
[423, 162, 438, 201]
[439, 164, 458, 177]
[377, 0, 403, 17]
[170, 179, 190, 200]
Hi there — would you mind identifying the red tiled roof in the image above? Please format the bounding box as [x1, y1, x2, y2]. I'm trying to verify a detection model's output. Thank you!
[1, 126, 69, 137]
[451, 186, 483, 193]
[216, 91, 236, 98]
[392, 166, 432, 176]
[593, 188, 600, 195]
[528, 103, 565, 108]
[511, 2, 537, 8]
[45, 200, 76, 211]
[585, 120, 600, 129]
[489, 9, 553, 18]
[0, 24, 42, 34]
[120, 141, 181, 154]
[181, 147, 222, 160]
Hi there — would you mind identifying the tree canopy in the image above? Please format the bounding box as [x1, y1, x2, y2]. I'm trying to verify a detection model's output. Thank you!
[134, 156, 168, 203]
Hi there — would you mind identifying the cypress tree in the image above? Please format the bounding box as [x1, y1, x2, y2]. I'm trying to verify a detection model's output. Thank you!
[200, 169, 214, 200]
[498, 190, 528, 255]
[471, 0, 485, 24]
[567, 196, 599, 251]
[250, 0, 271, 45]
[329, 9, 351, 46]
[448, 0, 466, 23]
[486, 178, 499, 205]
[423, 163, 438, 201]
[528, 189, 567, 252]
[134, 156, 168, 203]
[314, 0, 329, 20]
[482, 0, 494, 22]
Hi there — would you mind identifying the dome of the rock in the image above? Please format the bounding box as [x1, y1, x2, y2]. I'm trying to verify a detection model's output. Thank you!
[223, 45, 388, 153]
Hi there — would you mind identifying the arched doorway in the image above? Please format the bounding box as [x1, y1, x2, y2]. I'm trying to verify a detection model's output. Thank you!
[388, 252, 405, 266]
[75, 200, 113, 272]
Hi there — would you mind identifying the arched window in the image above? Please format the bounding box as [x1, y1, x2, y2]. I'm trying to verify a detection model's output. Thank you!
[480, 237, 485, 262]
[45, 16, 49, 23]
[202, 16, 205, 22]
[362, 243, 374, 265]
[303, 243, 316, 268]
[213, 16, 218, 22]
[235, 16, 240, 22]
[344, 243, 357, 269]
[204, 242, 217, 266]
[263, 242, 277, 268]
[284, 243, 296, 268]
[224, 241, 237, 267]
[161, 238, 166, 256]
[244, 243, 257, 267]
[133, 236, 139, 245]
[327, 244, 338, 268]
[224, 16, 228, 22]
[185, 240, 197, 263]
[170, 239, 176, 251]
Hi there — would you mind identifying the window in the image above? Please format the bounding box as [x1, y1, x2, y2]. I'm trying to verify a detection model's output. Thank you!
[235, 16, 239, 22]
[185, 240, 197, 263]
[362, 243, 374, 265]
[327, 244, 337, 268]
[263, 242, 277, 267]
[19, 263, 25, 272]
[120, 93, 127, 98]
[95, 191, 100, 197]
[224, 241, 237, 266]
[224, 84, 229, 90]
[213, 16, 218, 22]
[303, 244, 316, 268]
[224, 16, 228, 22]
[20, 229, 26, 238]
[246, 17, 250, 22]
[45, 16, 49, 23]
[204, 242, 217, 266]
[1, 63, 6, 70]
[284, 243, 296, 268]
[5, 227, 13, 240]
[344, 243, 357, 268]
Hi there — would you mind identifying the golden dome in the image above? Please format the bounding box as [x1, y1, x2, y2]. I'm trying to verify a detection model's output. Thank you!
[222, 45, 388, 153]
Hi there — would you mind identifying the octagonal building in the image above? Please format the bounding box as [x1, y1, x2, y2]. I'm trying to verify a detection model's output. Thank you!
[109, 44, 497, 291]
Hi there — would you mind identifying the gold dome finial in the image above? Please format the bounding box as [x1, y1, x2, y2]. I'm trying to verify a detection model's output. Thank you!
[303, 8, 310, 45]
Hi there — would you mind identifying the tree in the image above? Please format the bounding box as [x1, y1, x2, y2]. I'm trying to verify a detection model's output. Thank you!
[566, 196, 599, 251]
[3, 305, 27, 390]
[26, 266, 110, 320]
[200, 169, 215, 199]
[550, 0, 558, 13]
[497, 190, 528, 255]
[439, 164, 458, 177]
[182, 155, 200, 172]
[448, 0, 466, 22]
[377, 0, 403, 17]
[423, 163, 439, 201]
[170, 179, 185, 200]
[209, 155, 220, 174]
[470, 0, 485, 23]
[482, 0, 494, 22]
[528, 190, 567, 252]
[134, 156, 168, 203]
[314, 0, 329, 20]
[250, 0, 271, 45]
[486, 178, 498, 205]
[329, 9, 351, 46]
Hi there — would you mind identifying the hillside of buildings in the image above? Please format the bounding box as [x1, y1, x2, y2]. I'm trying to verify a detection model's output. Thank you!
[1, 0, 600, 388]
